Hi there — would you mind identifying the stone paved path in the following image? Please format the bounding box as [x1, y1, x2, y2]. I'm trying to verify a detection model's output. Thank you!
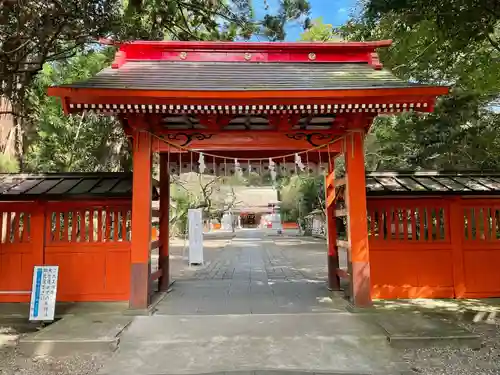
[155, 230, 347, 315]
[99, 229, 410, 375]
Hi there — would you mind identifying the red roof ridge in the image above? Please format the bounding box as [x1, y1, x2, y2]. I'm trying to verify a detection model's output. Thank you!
[103, 39, 393, 68]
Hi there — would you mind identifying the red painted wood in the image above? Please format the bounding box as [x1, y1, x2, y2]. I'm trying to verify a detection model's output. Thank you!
[130, 125, 153, 310]
[12, 213, 20, 243]
[410, 208, 417, 241]
[325, 160, 340, 291]
[403, 208, 409, 240]
[419, 206, 425, 241]
[117, 39, 393, 64]
[466, 208, 472, 240]
[150, 269, 162, 282]
[449, 198, 466, 298]
[50, 86, 447, 109]
[345, 124, 371, 307]
[395, 207, 400, 240]
[105, 210, 111, 242]
[427, 207, 433, 240]
[483, 207, 489, 240]
[493, 209, 498, 240]
[54, 211, 61, 242]
[121, 210, 127, 241]
[387, 207, 393, 241]
[80, 210, 86, 242]
[62, 212, 69, 242]
[6, 212, 11, 244]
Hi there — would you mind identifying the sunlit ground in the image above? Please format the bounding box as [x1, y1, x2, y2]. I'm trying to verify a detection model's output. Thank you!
[374, 298, 500, 324]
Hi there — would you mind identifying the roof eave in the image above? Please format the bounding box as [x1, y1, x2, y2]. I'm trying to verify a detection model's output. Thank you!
[48, 85, 450, 101]
[107, 39, 394, 52]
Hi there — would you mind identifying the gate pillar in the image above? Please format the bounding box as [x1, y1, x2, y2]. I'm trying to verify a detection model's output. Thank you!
[345, 127, 372, 307]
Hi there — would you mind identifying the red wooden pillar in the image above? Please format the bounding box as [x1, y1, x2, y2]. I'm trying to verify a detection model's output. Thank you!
[325, 159, 340, 290]
[345, 127, 372, 307]
[158, 153, 170, 291]
[130, 128, 153, 310]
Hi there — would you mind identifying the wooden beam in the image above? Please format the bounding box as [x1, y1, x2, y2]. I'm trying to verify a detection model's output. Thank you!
[49, 86, 449, 102]
[325, 161, 340, 291]
[336, 268, 350, 279]
[129, 124, 153, 310]
[150, 269, 163, 282]
[336, 239, 349, 249]
[335, 178, 346, 187]
[335, 209, 347, 217]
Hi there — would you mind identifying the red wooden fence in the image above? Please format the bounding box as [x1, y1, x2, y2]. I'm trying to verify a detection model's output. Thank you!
[368, 197, 500, 299]
[0, 200, 131, 302]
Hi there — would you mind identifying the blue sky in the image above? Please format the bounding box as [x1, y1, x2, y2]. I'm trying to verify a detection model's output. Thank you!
[252, 0, 356, 41]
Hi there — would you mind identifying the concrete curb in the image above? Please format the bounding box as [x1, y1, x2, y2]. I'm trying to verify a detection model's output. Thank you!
[18, 315, 133, 357]
[18, 337, 120, 357]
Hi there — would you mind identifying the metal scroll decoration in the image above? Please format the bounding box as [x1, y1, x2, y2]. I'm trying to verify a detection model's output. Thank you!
[285, 133, 336, 147]
[166, 133, 213, 147]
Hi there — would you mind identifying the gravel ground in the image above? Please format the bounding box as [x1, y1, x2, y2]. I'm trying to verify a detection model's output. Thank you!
[0, 330, 110, 375]
[401, 320, 500, 375]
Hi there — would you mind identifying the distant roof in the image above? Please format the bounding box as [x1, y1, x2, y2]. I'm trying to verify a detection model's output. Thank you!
[0, 173, 159, 201]
[366, 171, 500, 196]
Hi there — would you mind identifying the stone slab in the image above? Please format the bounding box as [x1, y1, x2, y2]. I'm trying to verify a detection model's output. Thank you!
[374, 312, 481, 349]
[98, 314, 409, 375]
[19, 314, 133, 356]
[0, 301, 128, 318]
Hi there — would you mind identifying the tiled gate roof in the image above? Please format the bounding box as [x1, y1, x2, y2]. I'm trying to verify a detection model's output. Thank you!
[0, 173, 159, 201]
[366, 171, 500, 196]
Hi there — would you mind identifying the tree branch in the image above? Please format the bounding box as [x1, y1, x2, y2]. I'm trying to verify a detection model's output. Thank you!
[487, 33, 500, 54]
[0, 111, 29, 119]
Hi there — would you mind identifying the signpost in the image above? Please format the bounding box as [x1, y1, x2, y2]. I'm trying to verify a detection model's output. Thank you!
[29, 266, 59, 322]
[188, 208, 204, 265]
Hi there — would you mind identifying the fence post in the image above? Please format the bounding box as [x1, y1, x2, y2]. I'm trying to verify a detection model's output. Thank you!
[31, 202, 47, 266]
[449, 197, 466, 298]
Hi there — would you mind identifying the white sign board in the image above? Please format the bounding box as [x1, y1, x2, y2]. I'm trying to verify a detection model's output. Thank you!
[188, 208, 204, 265]
[29, 266, 59, 321]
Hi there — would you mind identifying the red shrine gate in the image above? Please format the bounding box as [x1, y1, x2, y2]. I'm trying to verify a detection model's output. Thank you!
[49, 40, 447, 309]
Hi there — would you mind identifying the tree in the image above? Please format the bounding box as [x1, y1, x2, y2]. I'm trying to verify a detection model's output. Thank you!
[279, 174, 324, 222]
[1, 0, 311, 168]
[362, 0, 500, 54]
[24, 50, 130, 172]
[339, 3, 500, 171]
[300, 17, 342, 41]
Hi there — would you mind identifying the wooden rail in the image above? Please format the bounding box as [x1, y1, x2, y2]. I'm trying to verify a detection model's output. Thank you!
[150, 269, 163, 282]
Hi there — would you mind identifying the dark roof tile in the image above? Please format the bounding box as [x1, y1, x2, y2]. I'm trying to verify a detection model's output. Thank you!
[60, 61, 425, 91]
[0, 173, 158, 201]
[366, 172, 500, 195]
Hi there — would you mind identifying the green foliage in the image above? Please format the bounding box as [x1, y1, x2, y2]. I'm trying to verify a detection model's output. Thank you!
[300, 17, 342, 42]
[0, 154, 20, 173]
[25, 50, 130, 172]
[362, 0, 500, 54]
[279, 175, 324, 222]
[169, 183, 195, 236]
[261, 0, 311, 41]
[339, 1, 500, 171]
[2, 0, 311, 169]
